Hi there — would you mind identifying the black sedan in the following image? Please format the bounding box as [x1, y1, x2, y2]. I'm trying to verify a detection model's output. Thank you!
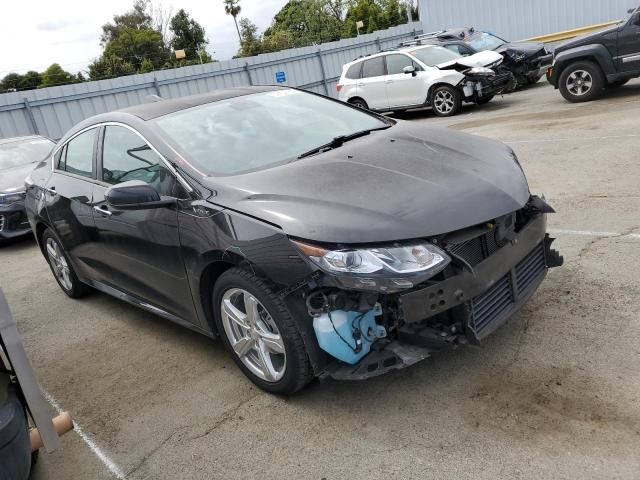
[402, 28, 552, 86]
[25, 87, 562, 394]
[0, 136, 54, 243]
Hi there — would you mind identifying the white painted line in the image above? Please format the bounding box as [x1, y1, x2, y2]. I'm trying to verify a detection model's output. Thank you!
[549, 228, 640, 240]
[505, 134, 640, 144]
[42, 390, 127, 480]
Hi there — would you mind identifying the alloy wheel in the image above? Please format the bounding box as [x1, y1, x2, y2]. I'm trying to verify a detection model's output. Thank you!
[220, 288, 286, 382]
[566, 70, 593, 97]
[433, 90, 455, 114]
[45, 238, 73, 291]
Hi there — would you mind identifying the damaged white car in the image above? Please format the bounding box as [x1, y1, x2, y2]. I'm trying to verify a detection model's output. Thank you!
[337, 44, 516, 116]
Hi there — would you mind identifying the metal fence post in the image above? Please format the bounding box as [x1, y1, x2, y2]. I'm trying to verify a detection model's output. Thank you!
[316, 50, 330, 96]
[23, 98, 39, 135]
[376, 37, 382, 52]
[153, 77, 161, 96]
[244, 63, 254, 86]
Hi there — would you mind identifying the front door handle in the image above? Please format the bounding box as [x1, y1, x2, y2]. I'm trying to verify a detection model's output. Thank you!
[93, 206, 112, 217]
[357, 83, 365, 87]
[45, 187, 57, 196]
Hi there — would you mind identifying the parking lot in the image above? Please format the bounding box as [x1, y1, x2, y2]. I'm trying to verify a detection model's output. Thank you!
[2, 80, 640, 479]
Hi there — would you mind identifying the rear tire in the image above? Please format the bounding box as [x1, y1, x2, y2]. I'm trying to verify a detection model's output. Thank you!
[558, 61, 604, 103]
[431, 85, 462, 117]
[348, 97, 369, 110]
[42, 229, 90, 298]
[212, 267, 313, 395]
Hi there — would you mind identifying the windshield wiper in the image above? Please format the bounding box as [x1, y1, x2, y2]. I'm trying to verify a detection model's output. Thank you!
[297, 125, 392, 159]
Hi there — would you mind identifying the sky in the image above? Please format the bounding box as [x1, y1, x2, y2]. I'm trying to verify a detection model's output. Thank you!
[0, 0, 288, 77]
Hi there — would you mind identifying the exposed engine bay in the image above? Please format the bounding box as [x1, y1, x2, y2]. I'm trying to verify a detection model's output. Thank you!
[300, 197, 563, 381]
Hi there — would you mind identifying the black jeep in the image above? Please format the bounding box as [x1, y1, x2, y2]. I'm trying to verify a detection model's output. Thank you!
[548, 6, 640, 102]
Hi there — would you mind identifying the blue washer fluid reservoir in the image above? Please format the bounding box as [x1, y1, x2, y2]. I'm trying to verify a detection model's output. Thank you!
[313, 304, 385, 365]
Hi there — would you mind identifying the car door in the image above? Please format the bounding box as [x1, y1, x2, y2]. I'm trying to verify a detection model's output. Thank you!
[91, 124, 199, 325]
[616, 13, 640, 73]
[383, 53, 428, 108]
[44, 127, 98, 280]
[358, 56, 389, 110]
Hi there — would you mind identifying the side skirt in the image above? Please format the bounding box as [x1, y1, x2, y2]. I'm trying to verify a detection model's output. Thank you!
[84, 279, 215, 339]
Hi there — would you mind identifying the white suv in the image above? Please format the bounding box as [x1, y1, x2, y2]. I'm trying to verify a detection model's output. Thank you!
[337, 45, 514, 116]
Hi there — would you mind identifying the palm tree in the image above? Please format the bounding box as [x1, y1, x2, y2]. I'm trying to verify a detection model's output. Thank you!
[224, 0, 242, 43]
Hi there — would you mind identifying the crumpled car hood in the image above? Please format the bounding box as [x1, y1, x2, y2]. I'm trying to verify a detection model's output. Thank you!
[495, 41, 546, 59]
[202, 122, 530, 244]
[0, 163, 36, 192]
[437, 50, 503, 70]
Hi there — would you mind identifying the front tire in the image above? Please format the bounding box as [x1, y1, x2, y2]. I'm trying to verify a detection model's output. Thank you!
[558, 61, 604, 103]
[42, 229, 90, 298]
[431, 85, 462, 117]
[212, 267, 313, 395]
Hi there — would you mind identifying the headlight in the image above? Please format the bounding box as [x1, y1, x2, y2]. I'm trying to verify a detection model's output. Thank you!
[0, 190, 26, 205]
[292, 240, 450, 277]
[466, 67, 494, 75]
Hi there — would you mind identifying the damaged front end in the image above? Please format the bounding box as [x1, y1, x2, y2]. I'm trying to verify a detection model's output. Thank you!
[438, 58, 516, 101]
[497, 45, 553, 84]
[293, 196, 563, 381]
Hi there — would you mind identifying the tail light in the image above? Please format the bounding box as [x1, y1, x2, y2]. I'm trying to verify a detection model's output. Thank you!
[336, 84, 343, 93]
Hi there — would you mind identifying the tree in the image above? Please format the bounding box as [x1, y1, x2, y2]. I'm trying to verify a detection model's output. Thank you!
[20, 71, 42, 90]
[262, 0, 344, 50]
[139, 58, 155, 73]
[224, 0, 242, 44]
[40, 64, 74, 88]
[89, 0, 170, 79]
[170, 9, 208, 61]
[1, 73, 23, 92]
[343, 0, 406, 37]
[237, 18, 262, 57]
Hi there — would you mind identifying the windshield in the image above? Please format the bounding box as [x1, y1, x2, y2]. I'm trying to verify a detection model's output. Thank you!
[154, 90, 390, 176]
[409, 46, 461, 66]
[0, 138, 53, 171]
[464, 32, 507, 51]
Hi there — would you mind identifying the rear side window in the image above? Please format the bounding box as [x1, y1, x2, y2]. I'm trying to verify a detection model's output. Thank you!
[59, 129, 96, 178]
[345, 63, 362, 79]
[386, 54, 418, 75]
[362, 57, 385, 78]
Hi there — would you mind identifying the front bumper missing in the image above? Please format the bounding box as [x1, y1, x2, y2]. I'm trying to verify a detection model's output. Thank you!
[323, 214, 562, 381]
[466, 72, 516, 98]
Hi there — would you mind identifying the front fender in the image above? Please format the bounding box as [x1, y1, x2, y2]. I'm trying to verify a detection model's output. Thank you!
[551, 44, 616, 86]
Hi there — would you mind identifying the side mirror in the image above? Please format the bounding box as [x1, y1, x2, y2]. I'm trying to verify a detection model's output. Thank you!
[105, 180, 175, 210]
[403, 65, 417, 76]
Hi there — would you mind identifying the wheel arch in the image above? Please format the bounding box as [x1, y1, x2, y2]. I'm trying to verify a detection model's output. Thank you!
[554, 45, 614, 81]
[427, 82, 461, 104]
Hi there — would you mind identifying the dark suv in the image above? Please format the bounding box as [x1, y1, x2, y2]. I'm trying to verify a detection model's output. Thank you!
[548, 6, 640, 102]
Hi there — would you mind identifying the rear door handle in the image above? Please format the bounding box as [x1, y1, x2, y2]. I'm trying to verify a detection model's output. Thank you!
[385, 80, 394, 84]
[93, 206, 112, 217]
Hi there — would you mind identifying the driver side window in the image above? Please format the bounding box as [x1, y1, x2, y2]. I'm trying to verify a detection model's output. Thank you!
[101, 125, 182, 197]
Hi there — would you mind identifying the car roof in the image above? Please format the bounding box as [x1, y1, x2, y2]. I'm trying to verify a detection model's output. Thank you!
[117, 85, 285, 121]
[345, 45, 441, 67]
[0, 135, 51, 145]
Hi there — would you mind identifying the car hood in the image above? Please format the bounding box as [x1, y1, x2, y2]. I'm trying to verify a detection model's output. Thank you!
[0, 163, 36, 192]
[202, 122, 530, 244]
[437, 50, 503, 69]
[554, 24, 620, 52]
[496, 41, 546, 59]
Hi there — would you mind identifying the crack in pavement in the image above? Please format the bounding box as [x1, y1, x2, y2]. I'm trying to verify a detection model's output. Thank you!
[188, 391, 264, 442]
[575, 224, 640, 259]
[126, 425, 192, 478]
